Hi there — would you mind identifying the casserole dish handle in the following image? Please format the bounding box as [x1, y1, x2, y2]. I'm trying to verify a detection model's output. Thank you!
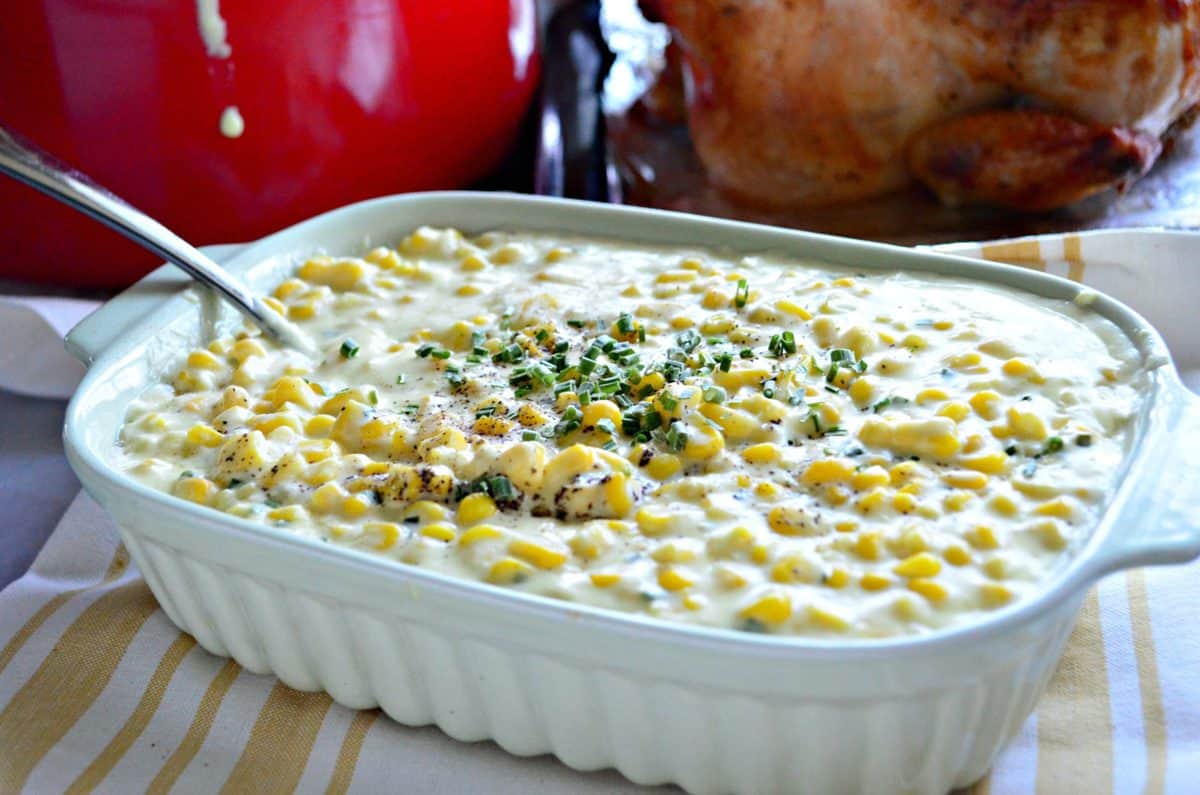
[65, 244, 244, 365]
[1086, 374, 1200, 576]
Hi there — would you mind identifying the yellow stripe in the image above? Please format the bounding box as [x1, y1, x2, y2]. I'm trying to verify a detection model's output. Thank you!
[1127, 571, 1167, 795]
[1035, 588, 1112, 795]
[146, 658, 241, 795]
[220, 681, 334, 795]
[1062, 235, 1086, 283]
[0, 545, 129, 675]
[64, 633, 197, 795]
[980, 240, 1046, 271]
[325, 710, 381, 795]
[0, 580, 158, 792]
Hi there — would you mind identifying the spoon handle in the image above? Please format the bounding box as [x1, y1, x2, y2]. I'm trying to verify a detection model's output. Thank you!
[0, 126, 310, 352]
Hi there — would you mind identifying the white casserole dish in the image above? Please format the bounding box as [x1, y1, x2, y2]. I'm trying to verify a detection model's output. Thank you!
[62, 194, 1200, 795]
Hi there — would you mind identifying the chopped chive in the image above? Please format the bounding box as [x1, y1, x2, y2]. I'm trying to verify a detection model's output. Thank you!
[665, 422, 687, 452]
[340, 339, 360, 358]
[401, 404, 420, 416]
[616, 313, 634, 334]
[489, 475, 515, 500]
[567, 319, 586, 328]
[829, 348, 854, 363]
[659, 392, 679, 411]
[1043, 436, 1064, 454]
[522, 430, 540, 441]
[739, 348, 755, 360]
[596, 418, 617, 436]
[535, 328, 550, 343]
[475, 405, 497, 418]
[702, 385, 726, 404]
[395, 374, 406, 385]
[415, 343, 436, 358]
[368, 389, 378, 405]
[431, 348, 452, 359]
[734, 279, 750, 308]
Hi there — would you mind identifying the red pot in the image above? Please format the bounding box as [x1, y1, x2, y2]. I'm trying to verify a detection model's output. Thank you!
[0, 0, 540, 287]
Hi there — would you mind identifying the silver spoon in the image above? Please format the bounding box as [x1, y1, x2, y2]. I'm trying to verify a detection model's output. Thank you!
[0, 126, 315, 355]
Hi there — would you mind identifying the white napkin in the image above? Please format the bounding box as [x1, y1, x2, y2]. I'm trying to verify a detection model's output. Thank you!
[0, 297, 95, 399]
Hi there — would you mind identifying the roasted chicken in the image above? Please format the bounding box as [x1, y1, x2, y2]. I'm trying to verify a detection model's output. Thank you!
[651, 0, 1200, 210]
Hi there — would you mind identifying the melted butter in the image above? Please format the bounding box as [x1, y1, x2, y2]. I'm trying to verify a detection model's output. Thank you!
[118, 228, 1145, 638]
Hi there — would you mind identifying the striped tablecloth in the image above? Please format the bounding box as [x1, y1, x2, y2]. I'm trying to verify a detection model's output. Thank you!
[1, 230, 1198, 792]
[1, 494, 1196, 793]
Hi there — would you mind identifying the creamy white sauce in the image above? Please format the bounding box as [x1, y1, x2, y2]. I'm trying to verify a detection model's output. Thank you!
[118, 228, 1145, 638]
[196, 0, 231, 59]
[219, 106, 245, 139]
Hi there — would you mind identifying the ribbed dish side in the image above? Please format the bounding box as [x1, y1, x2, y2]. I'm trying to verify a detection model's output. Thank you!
[119, 527, 1074, 795]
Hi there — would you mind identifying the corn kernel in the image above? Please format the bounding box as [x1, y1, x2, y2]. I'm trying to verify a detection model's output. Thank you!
[980, 583, 1014, 607]
[943, 490, 974, 512]
[459, 525, 503, 546]
[186, 350, 224, 371]
[938, 402, 971, 423]
[776, 299, 812, 320]
[861, 573, 891, 591]
[1029, 519, 1068, 551]
[457, 493, 497, 525]
[1006, 407, 1048, 441]
[892, 492, 918, 513]
[856, 488, 887, 514]
[1034, 498, 1074, 519]
[267, 505, 307, 523]
[942, 470, 989, 490]
[807, 603, 850, 631]
[907, 578, 948, 602]
[174, 476, 216, 505]
[487, 557, 533, 585]
[589, 572, 621, 588]
[582, 400, 622, 428]
[644, 454, 681, 481]
[635, 508, 672, 536]
[893, 552, 942, 578]
[363, 522, 401, 551]
[604, 472, 634, 517]
[340, 494, 371, 518]
[509, 538, 568, 570]
[984, 556, 1009, 579]
[801, 458, 853, 485]
[186, 424, 224, 447]
[825, 567, 850, 589]
[916, 388, 948, 404]
[473, 415, 515, 436]
[420, 523, 456, 542]
[847, 466, 887, 491]
[741, 592, 792, 625]
[961, 451, 1008, 475]
[989, 494, 1019, 517]
[856, 531, 882, 561]
[742, 443, 781, 464]
[658, 567, 695, 591]
[943, 545, 972, 566]
[966, 525, 1001, 549]
[969, 390, 1002, 420]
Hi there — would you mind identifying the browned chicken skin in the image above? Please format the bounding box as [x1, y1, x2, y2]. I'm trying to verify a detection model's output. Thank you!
[654, 0, 1200, 209]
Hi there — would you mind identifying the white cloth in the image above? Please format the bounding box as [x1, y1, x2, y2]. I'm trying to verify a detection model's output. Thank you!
[0, 297, 93, 399]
